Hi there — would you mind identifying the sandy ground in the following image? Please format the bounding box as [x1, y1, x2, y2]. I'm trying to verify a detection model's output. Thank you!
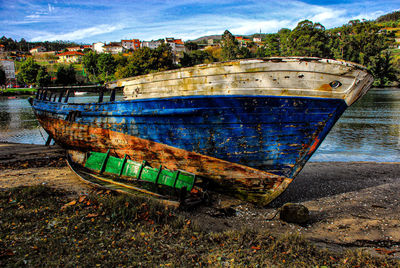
[1, 142, 399, 257]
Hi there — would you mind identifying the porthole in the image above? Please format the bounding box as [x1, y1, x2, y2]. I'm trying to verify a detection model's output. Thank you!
[329, 80, 342, 89]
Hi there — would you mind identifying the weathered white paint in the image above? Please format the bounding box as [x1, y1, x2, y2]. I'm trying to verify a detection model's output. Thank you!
[109, 57, 374, 106]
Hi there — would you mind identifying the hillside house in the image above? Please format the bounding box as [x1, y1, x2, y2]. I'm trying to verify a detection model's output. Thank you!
[66, 46, 82, 52]
[57, 51, 85, 63]
[67, 45, 93, 52]
[165, 38, 185, 63]
[141, 40, 162, 49]
[0, 59, 16, 85]
[121, 39, 141, 50]
[235, 36, 252, 47]
[82, 45, 93, 50]
[30, 46, 46, 54]
[93, 42, 105, 53]
[103, 42, 123, 54]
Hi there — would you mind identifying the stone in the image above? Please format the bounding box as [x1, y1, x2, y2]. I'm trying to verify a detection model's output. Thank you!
[279, 203, 310, 224]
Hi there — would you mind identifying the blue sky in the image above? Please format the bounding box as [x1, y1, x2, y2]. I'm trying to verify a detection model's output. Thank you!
[0, 0, 399, 43]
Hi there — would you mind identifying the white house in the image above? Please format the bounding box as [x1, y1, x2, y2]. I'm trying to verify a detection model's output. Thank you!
[103, 42, 123, 54]
[141, 40, 162, 49]
[92, 42, 105, 53]
[29, 46, 46, 54]
[57, 51, 85, 63]
[0, 59, 16, 83]
[121, 39, 141, 50]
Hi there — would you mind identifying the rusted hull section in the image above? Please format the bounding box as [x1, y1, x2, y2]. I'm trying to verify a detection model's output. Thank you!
[37, 114, 291, 205]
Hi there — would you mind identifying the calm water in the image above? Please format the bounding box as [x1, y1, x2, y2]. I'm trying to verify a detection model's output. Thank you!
[0, 89, 399, 162]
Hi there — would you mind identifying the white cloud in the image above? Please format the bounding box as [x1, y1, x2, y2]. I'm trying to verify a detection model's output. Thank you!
[48, 4, 54, 13]
[230, 19, 294, 35]
[31, 24, 123, 41]
[26, 14, 40, 19]
[2, 0, 399, 43]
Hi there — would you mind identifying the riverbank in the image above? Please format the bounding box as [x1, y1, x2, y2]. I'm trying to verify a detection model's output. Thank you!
[0, 88, 36, 96]
[0, 143, 399, 265]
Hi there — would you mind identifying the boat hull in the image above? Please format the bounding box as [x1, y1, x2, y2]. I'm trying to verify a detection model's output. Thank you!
[32, 94, 345, 205]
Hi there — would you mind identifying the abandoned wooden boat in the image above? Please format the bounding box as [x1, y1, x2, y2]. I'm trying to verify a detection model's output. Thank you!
[29, 57, 374, 205]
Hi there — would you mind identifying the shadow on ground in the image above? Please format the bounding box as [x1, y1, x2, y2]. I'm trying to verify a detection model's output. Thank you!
[268, 161, 400, 208]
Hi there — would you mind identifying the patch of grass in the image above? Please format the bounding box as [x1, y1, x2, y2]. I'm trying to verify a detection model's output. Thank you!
[0, 186, 398, 267]
[1, 88, 37, 94]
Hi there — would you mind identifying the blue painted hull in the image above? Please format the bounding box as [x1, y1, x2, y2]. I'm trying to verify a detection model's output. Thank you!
[32, 95, 348, 179]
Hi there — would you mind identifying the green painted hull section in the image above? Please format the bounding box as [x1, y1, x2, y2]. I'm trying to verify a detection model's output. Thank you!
[84, 150, 196, 191]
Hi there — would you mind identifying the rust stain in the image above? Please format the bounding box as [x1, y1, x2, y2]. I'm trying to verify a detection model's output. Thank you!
[317, 84, 332, 91]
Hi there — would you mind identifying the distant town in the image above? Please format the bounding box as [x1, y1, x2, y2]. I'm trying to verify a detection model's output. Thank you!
[0, 34, 263, 88]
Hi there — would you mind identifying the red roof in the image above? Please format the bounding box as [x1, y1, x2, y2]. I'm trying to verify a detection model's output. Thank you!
[173, 39, 184, 45]
[57, 51, 85, 56]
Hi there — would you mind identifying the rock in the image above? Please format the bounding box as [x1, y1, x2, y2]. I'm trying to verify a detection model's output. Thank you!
[279, 203, 309, 224]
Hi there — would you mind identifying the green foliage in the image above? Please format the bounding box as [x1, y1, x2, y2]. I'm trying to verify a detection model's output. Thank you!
[259, 34, 280, 57]
[329, 20, 391, 67]
[82, 51, 99, 81]
[369, 51, 398, 87]
[96, 53, 116, 82]
[221, 30, 240, 61]
[286, 20, 332, 58]
[376, 11, 400, 22]
[0, 36, 80, 52]
[0, 68, 6, 85]
[180, 50, 215, 67]
[19, 58, 40, 85]
[36, 66, 51, 87]
[56, 65, 76, 85]
[115, 44, 175, 79]
[184, 41, 199, 51]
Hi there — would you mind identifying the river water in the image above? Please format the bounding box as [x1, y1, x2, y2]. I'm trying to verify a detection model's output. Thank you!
[0, 89, 399, 162]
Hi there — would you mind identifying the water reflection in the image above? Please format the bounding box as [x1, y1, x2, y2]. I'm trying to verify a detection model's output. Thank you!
[312, 89, 400, 162]
[0, 89, 399, 162]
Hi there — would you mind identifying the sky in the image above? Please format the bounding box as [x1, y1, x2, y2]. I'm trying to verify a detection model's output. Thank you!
[0, 0, 399, 44]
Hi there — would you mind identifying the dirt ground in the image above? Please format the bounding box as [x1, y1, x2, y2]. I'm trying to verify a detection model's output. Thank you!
[1, 142, 399, 258]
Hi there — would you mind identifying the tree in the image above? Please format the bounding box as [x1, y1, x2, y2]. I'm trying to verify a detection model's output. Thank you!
[115, 45, 175, 79]
[115, 47, 154, 79]
[153, 43, 175, 71]
[82, 51, 99, 81]
[36, 66, 51, 87]
[277, 28, 291, 56]
[286, 20, 332, 58]
[180, 50, 215, 67]
[329, 20, 391, 67]
[184, 41, 198, 51]
[259, 33, 280, 57]
[96, 53, 116, 82]
[221, 30, 240, 61]
[19, 58, 40, 85]
[56, 65, 76, 85]
[369, 51, 398, 87]
[237, 46, 252, 59]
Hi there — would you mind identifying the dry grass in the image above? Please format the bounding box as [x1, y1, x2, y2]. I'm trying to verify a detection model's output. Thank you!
[0, 185, 398, 267]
